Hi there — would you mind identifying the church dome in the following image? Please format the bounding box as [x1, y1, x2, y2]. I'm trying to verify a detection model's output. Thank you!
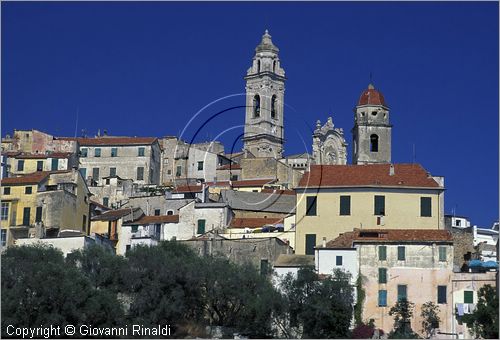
[357, 84, 387, 107]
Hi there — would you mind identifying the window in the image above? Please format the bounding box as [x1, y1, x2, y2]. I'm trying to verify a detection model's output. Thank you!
[370, 134, 379, 152]
[379, 246, 387, 261]
[230, 174, 238, 181]
[154, 209, 161, 216]
[79, 168, 87, 179]
[35, 206, 42, 222]
[336, 256, 343, 266]
[25, 186, 32, 194]
[340, 195, 351, 215]
[1, 229, 6, 247]
[37, 160, 43, 171]
[374, 195, 385, 215]
[105, 179, 110, 185]
[167, 210, 174, 216]
[306, 196, 317, 216]
[137, 167, 144, 180]
[378, 268, 387, 284]
[176, 166, 182, 177]
[197, 161, 204, 171]
[111, 148, 118, 157]
[3, 187, 10, 195]
[397, 285, 407, 301]
[305, 234, 316, 255]
[257, 60, 261, 73]
[103, 197, 109, 207]
[420, 197, 432, 217]
[51, 158, 58, 171]
[464, 291, 473, 303]
[17, 160, 24, 171]
[22, 207, 31, 226]
[253, 95, 261, 118]
[109, 167, 116, 177]
[456, 219, 462, 227]
[80, 148, 88, 157]
[92, 168, 100, 181]
[438, 286, 447, 304]
[378, 290, 387, 307]
[138, 147, 145, 157]
[271, 95, 277, 119]
[131, 225, 139, 233]
[94, 148, 101, 157]
[260, 259, 269, 276]
[398, 246, 406, 261]
[167, 169, 172, 175]
[439, 246, 447, 262]
[82, 215, 87, 232]
[1, 203, 9, 221]
[197, 219, 206, 234]
[126, 244, 131, 252]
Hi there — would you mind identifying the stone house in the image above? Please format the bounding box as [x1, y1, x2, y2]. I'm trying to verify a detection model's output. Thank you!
[3, 151, 77, 177]
[319, 229, 454, 337]
[295, 163, 445, 255]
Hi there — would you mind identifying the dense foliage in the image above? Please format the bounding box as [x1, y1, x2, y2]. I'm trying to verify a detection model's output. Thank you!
[420, 301, 440, 339]
[1, 242, 355, 338]
[388, 299, 420, 339]
[462, 284, 499, 339]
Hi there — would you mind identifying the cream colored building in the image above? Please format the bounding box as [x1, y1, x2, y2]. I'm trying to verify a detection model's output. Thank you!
[295, 163, 445, 255]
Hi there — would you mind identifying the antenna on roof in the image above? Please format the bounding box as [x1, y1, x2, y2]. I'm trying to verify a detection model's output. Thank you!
[369, 72, 373, 84]
[74, 106, 79, 138]
[412, 143, 416, 163]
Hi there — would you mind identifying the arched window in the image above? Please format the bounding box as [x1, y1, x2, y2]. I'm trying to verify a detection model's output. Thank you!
[253, 95, 261, 118]
[370, 134, 379, 152]
[167, 210, 174, 216]
[271, 95, 277, 119]
[257, 60, 261, 73]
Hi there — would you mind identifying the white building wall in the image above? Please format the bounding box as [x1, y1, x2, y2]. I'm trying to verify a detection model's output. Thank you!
[315, 248, 358, 284]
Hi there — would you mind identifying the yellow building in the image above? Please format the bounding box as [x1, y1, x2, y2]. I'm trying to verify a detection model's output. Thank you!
[3, 151, 75, 176]
[295, 163, 445, 255]
[1, 169, 91, 247]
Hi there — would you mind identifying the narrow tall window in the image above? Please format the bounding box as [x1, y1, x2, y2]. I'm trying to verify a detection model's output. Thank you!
[1, 203, 9, 221]
[197, 161, 204, 171]
[439, 246, 447, 262]
[370, 134, 379, 152]
[464, 291, 473, 303]
[421, 197, 432, 217]
[336, 256, 343, 266]
[17, 160, 24, 171]
[378, 290, 387, 307]
[35, 206, 43, 223]
[51, 158, 58, 171]
[154, 209, 160, 216]
[306, 196, 317, 216]
[22, 207, 31, 226]
[79, 168, 87, 179]
[37, 161, 43, 171]
[253, 95, 261, 118]
[374, 195, 385, 215]
[94, 148, 101, 157]
[111, 147, 118, 157]
[176, 166, 182, 177]
[340, 195, 351, 215]
[137, 167, 144, 181]
[257, 60, 261, 73]
[398, 246, 406, 261]
[305, 234, 316, 255]
[1, 229, 7, 247]
[92, 168, 100, 181]
[397, 285, 407, 301]
[103, 197, 109, 207]
[437, 286, 447, 304]
[379, 245, 387, 261]
[379, 268, 387, 283]
[271, 95, 277, 119]
[109, 167, 116, 177]
[273, 60, 276, 72]
[82, 215, 87, 232]
[197, 219, 206, 234]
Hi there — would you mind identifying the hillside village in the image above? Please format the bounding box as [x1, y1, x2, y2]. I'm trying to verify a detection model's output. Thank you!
[1, 31, 498, 338]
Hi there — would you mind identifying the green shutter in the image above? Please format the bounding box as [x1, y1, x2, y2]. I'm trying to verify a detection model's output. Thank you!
[51, 158, 58, 171]
[398, 246, 406, 260]
[439, 246, 447, 261]
[340, 196, 351, 215]
[379, 246, 387, 261]
[197, 219, 206, 234]
[35, 206, 43, 223]
[421, 197, 432, 217]
[438, 286, 447, 304]
[374, 195, 385, 215]
[22, 207, 30, 226]
[379, 268, 387, 283]
[305, 234, 316, 255]
[464, 291, 473, 303]
[397, 285, 407, 301]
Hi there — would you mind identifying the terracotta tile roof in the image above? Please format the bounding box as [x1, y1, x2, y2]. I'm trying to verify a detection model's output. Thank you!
[217, 163, 242, 170]
[124, 215, 179, 225]
[232, 179, 276, 187]
[358, 84, 387, 107]
[324, 229, 453, 248]
[173, 185, 204, 193]
[297, 164, 441, 189]
[261, 189, 296, 196]
[76, 137, 157, 146]
[1, 172, 50, 185]
[10, 152, 73, 159]
[229, 217, 284, 229]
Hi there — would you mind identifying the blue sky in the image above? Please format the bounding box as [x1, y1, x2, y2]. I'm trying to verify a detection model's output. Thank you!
[2, 1, 498, 226]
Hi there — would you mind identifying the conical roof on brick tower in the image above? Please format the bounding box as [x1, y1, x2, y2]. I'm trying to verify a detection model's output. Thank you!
[255, 29, 279, 53]
[357, 83, 388, 107]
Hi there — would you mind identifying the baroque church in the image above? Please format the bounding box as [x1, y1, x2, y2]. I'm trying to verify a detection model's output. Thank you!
[241, 30, 392, 168]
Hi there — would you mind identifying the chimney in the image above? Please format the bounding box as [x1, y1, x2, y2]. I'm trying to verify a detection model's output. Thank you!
[389, 164, 395, 176]
[322, 237, 327, 248]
